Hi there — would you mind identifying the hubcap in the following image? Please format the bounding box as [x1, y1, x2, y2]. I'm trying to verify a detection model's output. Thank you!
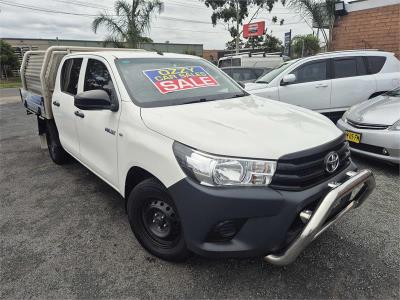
[142, 199, 180, 244]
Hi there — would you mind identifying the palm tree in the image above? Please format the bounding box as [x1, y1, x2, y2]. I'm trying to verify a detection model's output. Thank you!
[286, 0, 336, 50]
[92, 0, 162, 48]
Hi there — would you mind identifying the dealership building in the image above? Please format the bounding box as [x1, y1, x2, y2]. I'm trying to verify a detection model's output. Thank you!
[332, 0, 400, 57]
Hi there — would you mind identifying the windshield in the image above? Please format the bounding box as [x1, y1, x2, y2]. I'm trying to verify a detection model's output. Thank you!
[256, 59, 298, 84]
[116, 57, 246, 107]
[385, 87, 400, 97]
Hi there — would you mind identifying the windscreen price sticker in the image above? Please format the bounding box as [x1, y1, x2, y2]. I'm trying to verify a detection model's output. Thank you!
[143, 66, 219, 94]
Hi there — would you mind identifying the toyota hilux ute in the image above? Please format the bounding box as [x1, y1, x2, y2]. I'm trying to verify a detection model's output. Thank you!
[20, 46, 375, 265]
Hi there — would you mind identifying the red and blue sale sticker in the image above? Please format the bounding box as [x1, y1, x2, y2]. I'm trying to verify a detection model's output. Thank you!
[143, 66, 219, 94]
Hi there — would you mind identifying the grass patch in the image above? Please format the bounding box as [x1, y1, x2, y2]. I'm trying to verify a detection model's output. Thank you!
[0, 78, 21, 89]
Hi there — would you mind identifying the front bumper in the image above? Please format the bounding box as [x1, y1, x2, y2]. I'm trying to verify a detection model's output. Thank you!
[337, 119, 400, 163]
[168, 162, 375, 263]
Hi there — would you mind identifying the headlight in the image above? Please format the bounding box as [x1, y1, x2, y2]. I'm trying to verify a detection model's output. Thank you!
[341, 109, 350, 122]
[389, 119, 400, 131]
[173, 142, 276, 186]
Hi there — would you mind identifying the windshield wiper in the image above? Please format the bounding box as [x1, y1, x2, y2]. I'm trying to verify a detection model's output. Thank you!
[183, 98, 209, 105]
[255, 80, 269, 84]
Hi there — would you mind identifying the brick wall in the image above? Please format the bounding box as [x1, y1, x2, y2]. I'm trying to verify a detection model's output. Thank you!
[332, 4, 400, 58]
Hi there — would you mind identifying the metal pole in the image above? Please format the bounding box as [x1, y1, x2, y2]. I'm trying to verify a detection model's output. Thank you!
[235, 0, 240, 54]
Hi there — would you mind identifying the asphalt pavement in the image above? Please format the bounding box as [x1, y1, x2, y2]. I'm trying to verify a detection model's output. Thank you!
[1, 100, 399, 299]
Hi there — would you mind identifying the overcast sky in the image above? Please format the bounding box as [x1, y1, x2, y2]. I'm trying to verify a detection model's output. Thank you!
[0, 0, 315, 49]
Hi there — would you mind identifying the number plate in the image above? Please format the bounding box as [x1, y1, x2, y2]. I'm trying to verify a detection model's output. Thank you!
[345, 131, 361, 143]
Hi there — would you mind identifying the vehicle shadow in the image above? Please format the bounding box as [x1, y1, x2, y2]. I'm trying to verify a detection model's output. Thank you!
[351, 153, 399, 176]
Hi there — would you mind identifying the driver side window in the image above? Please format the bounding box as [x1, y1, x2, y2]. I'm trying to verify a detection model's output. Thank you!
[84, 59, 117, 101]
[290, 60, 327, 84]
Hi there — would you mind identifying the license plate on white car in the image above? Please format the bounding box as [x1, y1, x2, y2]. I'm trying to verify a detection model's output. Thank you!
[345, 131, 361, 143]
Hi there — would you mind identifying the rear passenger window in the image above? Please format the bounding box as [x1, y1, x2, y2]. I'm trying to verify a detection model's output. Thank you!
[60, 58, 83, 95]
[366, 56, 386, 74]
[84, 59, 116, 99]
[334, 58, 357, 78]
[356, 57, 367, 75]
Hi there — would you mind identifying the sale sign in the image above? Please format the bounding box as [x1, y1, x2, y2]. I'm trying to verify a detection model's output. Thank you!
[143, 66, 219, 94]
[243, 21, 265, 38]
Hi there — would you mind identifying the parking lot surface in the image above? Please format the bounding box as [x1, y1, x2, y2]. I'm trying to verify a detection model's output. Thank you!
[1, 101, 399, 299]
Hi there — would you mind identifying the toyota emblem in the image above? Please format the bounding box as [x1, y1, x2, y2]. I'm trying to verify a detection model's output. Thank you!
[324, 151, 340, 173]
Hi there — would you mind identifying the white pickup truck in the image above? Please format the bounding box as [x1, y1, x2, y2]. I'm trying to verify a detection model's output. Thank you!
[20, 46, 375, 264]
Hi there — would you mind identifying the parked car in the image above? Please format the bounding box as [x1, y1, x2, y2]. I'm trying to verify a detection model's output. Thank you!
[20, 46, 375, 265]
[218, 53, 284, 69]
[337, 87, 400, 164]
[245, 50, 400, 123]
[221, 66, 271, 84]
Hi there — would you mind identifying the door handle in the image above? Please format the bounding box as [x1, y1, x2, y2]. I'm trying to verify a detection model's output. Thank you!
[74, 111, 85, 118]
[315, 83, 328, 88]
[53, 101, 60, 107]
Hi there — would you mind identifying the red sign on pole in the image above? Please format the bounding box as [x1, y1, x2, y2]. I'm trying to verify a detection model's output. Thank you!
[243, 21, 265, 38]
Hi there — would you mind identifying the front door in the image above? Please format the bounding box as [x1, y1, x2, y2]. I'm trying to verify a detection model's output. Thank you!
[52, 57, 83, 158]
[278, 59, 331, 112]
[74, 57, 121, 187]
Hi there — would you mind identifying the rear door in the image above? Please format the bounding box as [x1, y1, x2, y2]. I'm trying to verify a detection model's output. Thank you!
[52, 57, 83, 158]
[277, 59, 331, 111]
[74, 57, 121, 187]
[330, 56, 376, 117]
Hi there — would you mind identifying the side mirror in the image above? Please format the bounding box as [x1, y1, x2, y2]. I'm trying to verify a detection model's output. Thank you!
[74, 90, 118, 111]
[281, 74, 296, 86]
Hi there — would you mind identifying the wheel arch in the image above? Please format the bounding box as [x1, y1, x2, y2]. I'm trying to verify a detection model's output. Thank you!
[124, 166, 160, 201]
[369, 91, 386, 99]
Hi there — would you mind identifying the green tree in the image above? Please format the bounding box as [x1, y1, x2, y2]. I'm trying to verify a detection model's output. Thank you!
[286, 0, 335, 49]
[92, 0, 162, 48]
[263, 34, 283, 52]
[291, 34, 320, 57]
[0, 40, 19, 78]
[202, 0, 284, 53]
[243, 34, 282, 52]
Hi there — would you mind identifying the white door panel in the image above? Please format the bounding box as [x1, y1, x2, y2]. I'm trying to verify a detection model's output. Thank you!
[278, 80, 332, 110]
[75, 57, 121, 186]
[75, 110, 120, 185]
[52, 57, 83, 158]
[330, 76, 376, 110]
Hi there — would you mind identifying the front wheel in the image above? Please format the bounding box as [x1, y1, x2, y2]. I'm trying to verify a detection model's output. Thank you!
[127, 178, 190, 262]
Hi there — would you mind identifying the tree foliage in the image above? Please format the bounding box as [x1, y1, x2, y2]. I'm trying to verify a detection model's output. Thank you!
[244, 34, 283, 51]
[92, 0, 161, 48]
[291, 34, 320, 57]
[286, 0, 335, 48]
[0, 40, 19, 77]
[203, 0, 282, 39]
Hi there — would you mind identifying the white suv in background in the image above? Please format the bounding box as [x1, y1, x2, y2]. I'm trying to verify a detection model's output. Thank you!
[245, 50, 400, 122]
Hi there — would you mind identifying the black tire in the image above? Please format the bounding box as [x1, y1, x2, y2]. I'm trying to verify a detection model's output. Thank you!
[46, 121, 69, 165]
[127, 178, 190, 262]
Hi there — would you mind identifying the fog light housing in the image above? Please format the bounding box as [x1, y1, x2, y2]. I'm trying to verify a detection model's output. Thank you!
[382, 148, 389, 155]
[206, 219, 246, 242]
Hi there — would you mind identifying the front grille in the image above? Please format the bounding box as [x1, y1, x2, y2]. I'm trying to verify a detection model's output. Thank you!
[347, 119, 389, 130]
[349, 141, 387, 155]
[270, 136, 351, 191]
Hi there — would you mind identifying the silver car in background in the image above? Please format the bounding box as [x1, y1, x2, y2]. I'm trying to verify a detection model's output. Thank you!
[337, 88, 400, 164]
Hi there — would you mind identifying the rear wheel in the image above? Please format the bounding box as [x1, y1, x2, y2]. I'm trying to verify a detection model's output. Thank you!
[127, 178, 190, 262]
[46, 122, 69, 165]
